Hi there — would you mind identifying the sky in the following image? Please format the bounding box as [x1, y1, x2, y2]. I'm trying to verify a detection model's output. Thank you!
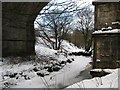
[34, 0, 95, 29]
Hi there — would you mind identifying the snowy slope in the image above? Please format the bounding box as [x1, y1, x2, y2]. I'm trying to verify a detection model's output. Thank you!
[36, 37, 84, 53]
[61, 40, 84, 53]
[0, 38, 92, 89]
[11, 56, 91, 88]
[35, 37, 85, 62]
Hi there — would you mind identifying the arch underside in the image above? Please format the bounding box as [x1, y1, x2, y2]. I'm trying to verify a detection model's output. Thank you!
[2, 2, 48, 57]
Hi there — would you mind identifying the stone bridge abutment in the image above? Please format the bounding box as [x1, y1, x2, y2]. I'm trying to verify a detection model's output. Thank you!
[2, 1, 49, 57]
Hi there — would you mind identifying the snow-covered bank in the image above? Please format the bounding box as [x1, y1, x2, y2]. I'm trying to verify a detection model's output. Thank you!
[11, 56, 91, 88]
[0, 38, 92, 89]
[67, 68, 119, 88]
[0, 56, 91, 89]
[36, 37, 84, 53]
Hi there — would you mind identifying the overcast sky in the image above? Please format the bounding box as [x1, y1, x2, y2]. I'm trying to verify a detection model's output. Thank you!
[34, 0, 94, 29]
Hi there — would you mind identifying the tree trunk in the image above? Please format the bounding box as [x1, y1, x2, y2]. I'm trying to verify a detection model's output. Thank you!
[55, 29, 58, 50]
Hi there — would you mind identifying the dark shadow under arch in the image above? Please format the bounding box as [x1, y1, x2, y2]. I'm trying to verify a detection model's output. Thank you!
[2, 2, 49, 57]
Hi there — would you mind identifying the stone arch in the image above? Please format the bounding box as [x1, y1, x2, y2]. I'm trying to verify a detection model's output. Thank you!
[2, 2, 49, 57]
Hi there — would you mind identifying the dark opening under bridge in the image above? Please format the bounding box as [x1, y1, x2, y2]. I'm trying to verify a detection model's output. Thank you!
[2, 1, 50, 57]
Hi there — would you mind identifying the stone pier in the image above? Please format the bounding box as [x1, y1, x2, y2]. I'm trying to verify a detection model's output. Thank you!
[2, 2, 49, 57]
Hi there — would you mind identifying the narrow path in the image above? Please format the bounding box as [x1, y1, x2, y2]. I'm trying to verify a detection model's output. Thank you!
[56, 65, 92, 88]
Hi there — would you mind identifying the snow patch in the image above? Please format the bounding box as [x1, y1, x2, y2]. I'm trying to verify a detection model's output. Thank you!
[93, 29, 120, 34]
[67, 69, 118, 88]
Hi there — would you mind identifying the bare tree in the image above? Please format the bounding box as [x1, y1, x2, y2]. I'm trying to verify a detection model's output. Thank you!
[34, 0, 85, 50]
[35, 11, 73, 50]
[34, 0, 93, 51]
[76, 7, 94, 51]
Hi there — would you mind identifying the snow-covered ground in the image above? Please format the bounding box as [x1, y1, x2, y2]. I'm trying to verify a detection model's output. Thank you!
[9, 56, 91, 88]
[0, 37, 119, 89]
[67, 69, 119, 88]
[0, 37, 92, 89]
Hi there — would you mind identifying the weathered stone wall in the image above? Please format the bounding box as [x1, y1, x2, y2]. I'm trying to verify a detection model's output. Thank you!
[92, 2, 120, 68]
[2, 2, 48, 57]
[92, 33, 120, 68]
[93, 2, 120, 30]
